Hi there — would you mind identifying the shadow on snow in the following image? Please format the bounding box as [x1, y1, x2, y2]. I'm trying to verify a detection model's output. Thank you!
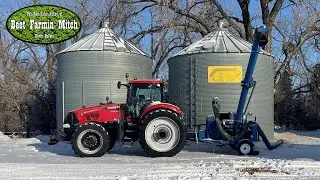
[28, 132, 320, 161]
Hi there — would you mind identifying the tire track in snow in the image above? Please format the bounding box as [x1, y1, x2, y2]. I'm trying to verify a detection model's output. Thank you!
[1, 160, 320, 180]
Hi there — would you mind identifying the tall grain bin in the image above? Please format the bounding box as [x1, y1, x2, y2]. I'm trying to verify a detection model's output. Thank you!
[56, 22, 152, 130]
[168, 26, 274, 139]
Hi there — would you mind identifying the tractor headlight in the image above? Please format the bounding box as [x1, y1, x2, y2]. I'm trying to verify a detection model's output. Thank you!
[63, 124, 70, 128]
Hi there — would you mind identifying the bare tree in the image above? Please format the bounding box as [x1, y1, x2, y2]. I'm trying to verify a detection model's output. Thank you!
[274, 0, 320, 84]
[0, 29, 37, 132]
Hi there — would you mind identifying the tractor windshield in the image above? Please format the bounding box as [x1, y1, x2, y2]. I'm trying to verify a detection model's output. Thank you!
[130, 83, 162, 103]
[127, 83, 163, 117]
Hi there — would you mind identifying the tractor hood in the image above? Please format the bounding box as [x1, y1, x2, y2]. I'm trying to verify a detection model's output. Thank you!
[72, 103, 121, 116]
[70, 103, 123, 124]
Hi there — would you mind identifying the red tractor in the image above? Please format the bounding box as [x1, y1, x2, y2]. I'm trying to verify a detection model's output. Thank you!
[49, 79, 187, 157]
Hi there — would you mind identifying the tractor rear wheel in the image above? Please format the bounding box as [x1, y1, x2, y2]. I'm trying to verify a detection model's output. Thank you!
[139, 109, 186, 157]
[71, 123, 109, 157]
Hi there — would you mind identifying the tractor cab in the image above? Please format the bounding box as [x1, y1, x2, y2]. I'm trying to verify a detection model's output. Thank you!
[118, 79, 165, 118]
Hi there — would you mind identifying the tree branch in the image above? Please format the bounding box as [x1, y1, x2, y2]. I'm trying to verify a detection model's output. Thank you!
[188, 0, 207, 11]
[209, 0, 244, 38]
[23, 43, 47, 81]
[273, 23, 285, 39]
[268, 0, 284, 28]
[127, 0, 212, 33]
[299, 47, 312, 73]
[152, 45, 185, 75]
[292, 89, 312, 94]
[260, 0, 269, 25]
[274, 26, 320, 83]
[128, 26, 164, 40]
[237, 0, 253, 42]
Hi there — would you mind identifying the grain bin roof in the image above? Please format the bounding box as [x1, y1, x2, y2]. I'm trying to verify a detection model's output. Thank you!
[57, 22, 148, 56]
[173, 23, 272, 57]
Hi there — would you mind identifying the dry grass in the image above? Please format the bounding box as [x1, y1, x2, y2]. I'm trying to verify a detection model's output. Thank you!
[241, 167, 290, 175]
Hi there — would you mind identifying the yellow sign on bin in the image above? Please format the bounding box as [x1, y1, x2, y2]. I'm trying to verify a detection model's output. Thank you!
[208, 66, 242, 83]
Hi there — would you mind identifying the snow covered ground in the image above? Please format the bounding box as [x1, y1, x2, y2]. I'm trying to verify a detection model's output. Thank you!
[0, 130, 320, 180]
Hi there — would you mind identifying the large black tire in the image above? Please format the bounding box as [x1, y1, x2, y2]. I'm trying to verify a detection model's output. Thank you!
[139, 109, 187, 157]
[71, 123, 110, 157]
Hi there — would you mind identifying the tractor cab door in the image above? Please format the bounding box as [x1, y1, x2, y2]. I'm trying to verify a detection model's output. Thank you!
[127, 83, 163, 118]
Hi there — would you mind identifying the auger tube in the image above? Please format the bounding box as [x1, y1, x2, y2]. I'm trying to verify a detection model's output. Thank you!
[255, 124, 284, 150]
[235, 25, 268, 123]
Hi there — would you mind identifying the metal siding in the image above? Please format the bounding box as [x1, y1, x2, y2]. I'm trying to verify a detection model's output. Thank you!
[56, 51, 152, 129]
[84, 81, 111, 106]
[168, 53, 274, 139]
[56, 80, 62, 130]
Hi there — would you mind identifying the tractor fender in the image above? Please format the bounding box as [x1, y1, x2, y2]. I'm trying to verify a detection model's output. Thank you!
[141, 102, 183, 118]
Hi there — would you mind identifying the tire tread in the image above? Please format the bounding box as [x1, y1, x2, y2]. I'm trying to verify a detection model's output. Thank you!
[71, 123, 110, 157]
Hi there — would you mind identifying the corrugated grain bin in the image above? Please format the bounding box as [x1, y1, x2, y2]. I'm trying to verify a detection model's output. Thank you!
[168, 26, 274, 139]
[55, 22, 152, 130]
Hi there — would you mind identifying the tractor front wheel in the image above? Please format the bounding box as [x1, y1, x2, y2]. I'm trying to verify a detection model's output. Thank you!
[71, 123, 109, 157]
[139, 109, 186, 157]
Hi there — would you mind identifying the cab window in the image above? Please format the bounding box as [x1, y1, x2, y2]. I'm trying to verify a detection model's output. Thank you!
[130, 83, 162, 103]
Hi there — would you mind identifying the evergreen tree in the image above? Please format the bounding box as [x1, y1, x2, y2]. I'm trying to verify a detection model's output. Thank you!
[275, 65, 294, 128]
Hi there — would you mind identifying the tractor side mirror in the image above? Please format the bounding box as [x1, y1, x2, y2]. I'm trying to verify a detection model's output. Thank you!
[106, 96, 110, 102]
[117, 81, 129, 89]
